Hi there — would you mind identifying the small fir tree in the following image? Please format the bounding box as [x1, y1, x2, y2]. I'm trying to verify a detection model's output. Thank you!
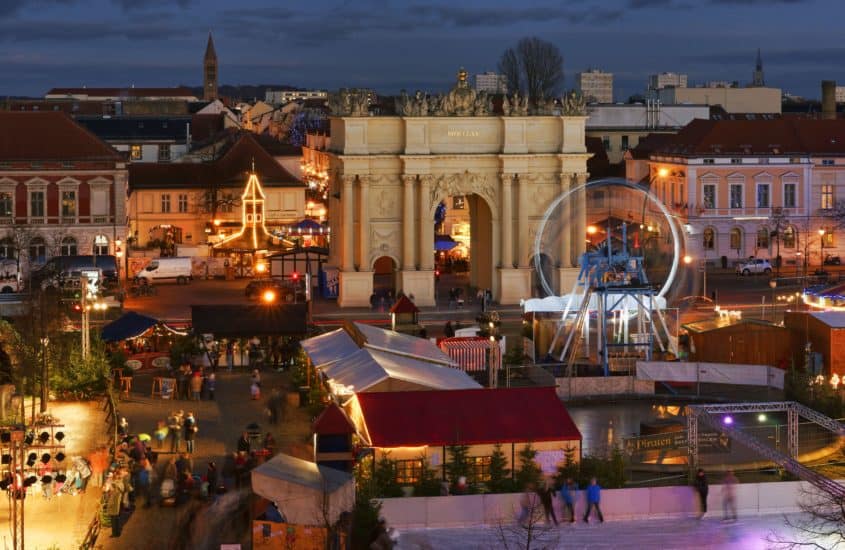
[488, 443, 512, 493]
[414, 453, 442, 496]
[515, 444, 543, 491]
[445, 444, 471, 491]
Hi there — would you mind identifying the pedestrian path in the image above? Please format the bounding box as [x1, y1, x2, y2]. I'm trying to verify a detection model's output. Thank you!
[397, 514, 816, 550]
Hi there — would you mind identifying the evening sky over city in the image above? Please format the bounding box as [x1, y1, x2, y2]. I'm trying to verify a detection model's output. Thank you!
[1, 0, 843, 99]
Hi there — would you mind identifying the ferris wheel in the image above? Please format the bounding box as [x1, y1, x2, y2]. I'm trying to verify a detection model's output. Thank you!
[527, 178, 687, 375]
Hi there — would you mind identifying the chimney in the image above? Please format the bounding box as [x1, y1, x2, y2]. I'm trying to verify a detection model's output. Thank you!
[822, 80, 836, 120]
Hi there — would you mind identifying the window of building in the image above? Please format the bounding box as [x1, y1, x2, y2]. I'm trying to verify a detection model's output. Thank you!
[465, 456, 492, 483]
[93, 234, 109, 256]
[161, 194, 171, 213]
[158, 144, 171, 162]
[790, 157, 801, 164]
[756, 183, 770, 208]
[0, 193, 12, 218]
[29, 236, 46, 262]
[703, 158, 715, 165]
[60, 236, 77, 256]
[61, 190, 76, 218]
[602, 136, 610, 151]
[621, 135, 629, 151]
[453, 196, 465, 210]
[178, 194, 188, 213]
[756, 227, 770, 249]
[29, 191, 44, 218]
[784, 183, 797, 208]
[730, 228, 742, 251]
[731, 158, 742, 165]
[822, 159, 835, 166]
[395, 459, 423, 485]
[824, 227, 835, 247]
[130, 145, 142, 161]
[821, 184, 834, 210]
[90, 186, 109, 219]
[702, 184, 716, 209]
[0, 238, 14, 259]
[783, 226, 796, 249]
[729, 184, 743, 209]
[703, 227, 715, 250]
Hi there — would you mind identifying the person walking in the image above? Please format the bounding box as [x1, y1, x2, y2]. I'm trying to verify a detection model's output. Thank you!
[722, 470, 738, 521]
[136, 458, 153, 508]
[226, 340, 235, 372]
[106, 470, 126, 538]
[183, 412, 198, 454]
[168, 411, 183, 453]
[237, 432, 251, 454]
[266, 388, 281, 425]
[190, 370, 203, 401]
[694, 468, 709, 518]
[560, 477, 578, 523]
[206, 372, 216, 400]
[583, 477, 604, 523]
[538, 481, 558, 525]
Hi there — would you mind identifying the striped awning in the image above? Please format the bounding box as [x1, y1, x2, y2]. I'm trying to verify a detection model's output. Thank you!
[439, 337, 500, 372]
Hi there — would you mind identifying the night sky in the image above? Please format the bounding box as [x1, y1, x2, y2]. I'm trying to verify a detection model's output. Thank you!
[1, 0, 843, 100]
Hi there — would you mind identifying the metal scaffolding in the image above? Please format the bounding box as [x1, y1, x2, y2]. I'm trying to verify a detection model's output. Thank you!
[687, 401, 845, 500]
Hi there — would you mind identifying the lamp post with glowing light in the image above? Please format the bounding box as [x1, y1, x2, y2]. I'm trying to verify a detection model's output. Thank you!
[819, 228, 826, 269]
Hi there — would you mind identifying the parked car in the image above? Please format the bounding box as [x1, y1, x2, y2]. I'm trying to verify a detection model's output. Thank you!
[824, 254, 841, 266]
[735, 258, 773, 276]
[135, 257, 193, 285]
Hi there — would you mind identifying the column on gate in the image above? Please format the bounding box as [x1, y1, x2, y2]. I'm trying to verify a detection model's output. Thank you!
[501, 173, 514, 268]
[401, 174, 417, 270]
[341, 174, 355, 272]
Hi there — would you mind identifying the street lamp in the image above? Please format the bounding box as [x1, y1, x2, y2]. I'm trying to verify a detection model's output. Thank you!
[819, 228, 826, 269]
[769, 279, 777, 321]
[39, 337, 49, 414]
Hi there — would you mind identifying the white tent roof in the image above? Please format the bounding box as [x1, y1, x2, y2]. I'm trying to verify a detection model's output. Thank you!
[319, 347, 481, 395]
[299, 328, 359, 368]
[354, 322, 455, 365]
[251, 453, 354, 526]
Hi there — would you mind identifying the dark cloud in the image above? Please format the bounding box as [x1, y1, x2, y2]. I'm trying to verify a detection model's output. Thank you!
[627, 0, 675, 7]
[111, 0, 192, 10]
[683, 47, 845, 66]
[406, 5, 624, 27]
[0, 0, 75, 18]
[0, 19, 185, 42]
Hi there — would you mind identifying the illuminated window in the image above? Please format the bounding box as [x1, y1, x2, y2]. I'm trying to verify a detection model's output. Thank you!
[178, 194, 188, 213]
[61, 190, 76, 218]
[703, 227, 715, 250]
[161, 194, 171, 213]
[465, 456, 492, 483]
[130, 145, 142, 161]
[0, 238, 14, 259]
[395, 459, 422, 485]
[783, 226, 796, 249]
[93, 234, 109, 256]
[821, 184, 834, 210]
[730, 228, 742, 250]
[824, 228, 835, 247]
[452, 196, 465, 210]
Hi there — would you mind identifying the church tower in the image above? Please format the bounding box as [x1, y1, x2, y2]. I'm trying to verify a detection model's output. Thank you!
[203, 33, 218, 101]
[752, 48, 765, 87]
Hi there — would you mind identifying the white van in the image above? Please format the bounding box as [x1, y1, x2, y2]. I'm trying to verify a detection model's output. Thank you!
[136, 257, 193, 285]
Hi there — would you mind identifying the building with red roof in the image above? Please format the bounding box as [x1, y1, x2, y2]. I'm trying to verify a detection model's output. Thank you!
[345, 386, 581, 485]
[0, 111, 127, 274]
[632, 118, 845, 269]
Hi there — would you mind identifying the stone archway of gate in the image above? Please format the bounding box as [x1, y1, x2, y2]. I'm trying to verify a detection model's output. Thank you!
[426, 171, 500, 299]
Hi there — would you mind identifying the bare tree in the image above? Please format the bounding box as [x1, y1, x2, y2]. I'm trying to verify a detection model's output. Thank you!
[498, 37, 564, 101]
[494, 490, 559, 550]
[768, 486, 845, 549]
[770, 208, 790, 276]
